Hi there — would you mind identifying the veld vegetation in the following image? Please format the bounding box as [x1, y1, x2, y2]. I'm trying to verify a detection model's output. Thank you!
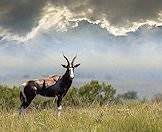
[0, 81, 162, 131]
[0, 81, 118, 110]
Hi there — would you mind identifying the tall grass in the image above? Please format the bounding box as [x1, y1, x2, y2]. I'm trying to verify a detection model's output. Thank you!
[0, 102, 162, 132]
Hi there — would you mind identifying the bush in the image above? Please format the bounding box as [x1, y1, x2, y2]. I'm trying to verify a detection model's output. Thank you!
[0, 85, 19, 111]
[117, 91, 138, 100]
[64, 80, 116, 106]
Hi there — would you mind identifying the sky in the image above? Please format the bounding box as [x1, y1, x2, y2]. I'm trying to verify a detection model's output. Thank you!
[0, 0, 162, 98]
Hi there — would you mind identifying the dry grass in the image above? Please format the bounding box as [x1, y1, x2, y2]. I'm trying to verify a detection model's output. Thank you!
[0, 102, 162, 132]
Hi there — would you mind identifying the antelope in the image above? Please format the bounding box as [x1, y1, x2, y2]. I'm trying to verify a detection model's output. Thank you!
[19, 55, 80, 114]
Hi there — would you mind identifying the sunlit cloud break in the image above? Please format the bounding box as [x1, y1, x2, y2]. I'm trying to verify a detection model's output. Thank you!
[0, 0, 162, 42]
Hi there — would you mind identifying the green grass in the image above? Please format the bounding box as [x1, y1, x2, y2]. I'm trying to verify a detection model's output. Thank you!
[0, 103, 162, 132]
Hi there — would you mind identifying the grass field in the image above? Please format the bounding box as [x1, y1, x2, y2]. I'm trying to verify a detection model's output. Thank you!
[0, 102, 162, 132]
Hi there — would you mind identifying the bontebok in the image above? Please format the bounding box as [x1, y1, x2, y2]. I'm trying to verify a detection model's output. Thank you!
[19, 55, 80, 114]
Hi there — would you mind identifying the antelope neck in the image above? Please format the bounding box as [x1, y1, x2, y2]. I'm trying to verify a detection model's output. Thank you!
[60, 69, 72, 89]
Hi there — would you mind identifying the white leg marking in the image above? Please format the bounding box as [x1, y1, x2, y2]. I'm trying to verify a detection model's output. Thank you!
[20, 83, 27, 102]
[57, 105, 62, 110]
[19, 107, 26, 116]
[55, 96, 58, 101]
[57, 105, 62, 117]
[57, 111, 61, 117]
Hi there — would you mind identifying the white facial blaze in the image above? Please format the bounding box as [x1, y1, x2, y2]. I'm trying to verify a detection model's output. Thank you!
[69, 68, 74, 79]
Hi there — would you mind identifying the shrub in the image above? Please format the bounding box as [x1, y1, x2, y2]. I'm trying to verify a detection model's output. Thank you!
[64, 80, 116, 106]
[0, 85, 19, 111]
[117, 91, 138, 100]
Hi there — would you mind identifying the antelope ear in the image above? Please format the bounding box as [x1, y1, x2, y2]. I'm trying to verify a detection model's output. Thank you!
[74, 63, 80, 68]
[61, 64, 67, 68]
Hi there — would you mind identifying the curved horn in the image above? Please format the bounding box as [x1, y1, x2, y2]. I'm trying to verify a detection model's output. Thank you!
[71, 55, 77, 66]
[63, 54, 70, 66]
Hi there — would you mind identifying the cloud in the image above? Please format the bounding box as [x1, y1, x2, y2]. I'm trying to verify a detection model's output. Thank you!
[0, 0, 162, 41]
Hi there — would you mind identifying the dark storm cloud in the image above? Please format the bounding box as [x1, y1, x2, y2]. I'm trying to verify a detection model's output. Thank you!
[89, 0, 162, 24]
[0, 0, 162, 41]
[0, 0, 45, 35]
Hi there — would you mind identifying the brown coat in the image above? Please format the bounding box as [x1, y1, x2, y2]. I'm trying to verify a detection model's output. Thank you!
[35, 75, 61, 87]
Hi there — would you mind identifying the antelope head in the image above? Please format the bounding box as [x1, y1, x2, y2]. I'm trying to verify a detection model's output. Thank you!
[61, 55, 80, 79]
